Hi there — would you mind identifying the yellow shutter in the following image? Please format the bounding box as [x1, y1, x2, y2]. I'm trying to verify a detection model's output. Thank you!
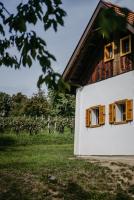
[109, 103, 115, 124]
[85, 109, 91, 127]
[99, 105, 105, 125]
[126, 99, 133, 121]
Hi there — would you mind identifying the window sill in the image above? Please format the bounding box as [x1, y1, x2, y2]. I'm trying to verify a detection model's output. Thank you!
[90, 124, 101, 128]
[114, 121, 127, 125]
[120, 51, 131, 57]
[104, 57, 114, 63]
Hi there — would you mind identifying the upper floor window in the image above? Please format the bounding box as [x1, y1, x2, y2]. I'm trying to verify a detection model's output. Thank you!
[120, 35, 131, 57]
[104, 42, 114, 62]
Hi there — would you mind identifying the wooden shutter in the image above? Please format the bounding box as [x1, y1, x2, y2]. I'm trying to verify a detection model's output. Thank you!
[126, 99, 133, 121]
[99, 105, 105, 125]
[109, 103, 115, 124]
[85, 109, 91, 127]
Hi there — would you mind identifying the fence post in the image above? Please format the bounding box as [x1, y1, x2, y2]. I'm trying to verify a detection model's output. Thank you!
[54, 117, 57, 134]
[48, 116, 50, 134]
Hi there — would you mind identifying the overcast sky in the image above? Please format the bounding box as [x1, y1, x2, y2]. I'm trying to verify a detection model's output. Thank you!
[0, 0, 134, 96]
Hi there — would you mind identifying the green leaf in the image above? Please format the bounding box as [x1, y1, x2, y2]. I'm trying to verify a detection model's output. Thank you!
[56, 14, 64, 26]
[22, 55, 27, 66]
[0, 24, 5, 36]
[26, 12, 37, 25]
[27, 55, 32, 67]
[52, 20, 57, 32]
[44, 21, 51, 31]
[37, 75, 44, 88]
[54, 0, 62, 6]
[31, 49, 36, 59]
[17, 17, 27, 32]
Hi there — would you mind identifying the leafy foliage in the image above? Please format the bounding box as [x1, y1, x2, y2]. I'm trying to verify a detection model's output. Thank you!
[11, 92, 28, 116]
[0, 90, 75, 135]
[0, 117, 9, 132]
[0, 0, 67, 90]
[99, 7, 129, 39]
[48, 90, 75, 117]
[0, 92, 12, 117]
[24, 91, 49, 117]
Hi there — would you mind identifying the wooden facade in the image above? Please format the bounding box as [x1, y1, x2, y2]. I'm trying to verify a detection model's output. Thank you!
[87, 33, 134, 85]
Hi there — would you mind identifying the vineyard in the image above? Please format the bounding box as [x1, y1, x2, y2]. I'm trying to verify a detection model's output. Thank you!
[0, 90, 75, 135]
[0, 116, 74, 135]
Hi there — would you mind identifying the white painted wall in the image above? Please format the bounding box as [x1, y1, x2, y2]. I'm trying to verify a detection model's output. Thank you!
[74, 71, 134, 155]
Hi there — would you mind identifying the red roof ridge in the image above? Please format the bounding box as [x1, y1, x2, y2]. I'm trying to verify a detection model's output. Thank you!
[101, 0, 134, 25]
[102, 0, 133, 13]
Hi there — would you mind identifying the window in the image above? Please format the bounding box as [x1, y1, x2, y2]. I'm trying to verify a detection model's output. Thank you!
[115, 101, 126, 123]
[85, 105, 105, 128]
[104, 42, 114, 62]
[109, 99, 133, 125]
[120, 35, 131, 57]
[91, 106, 99, 126]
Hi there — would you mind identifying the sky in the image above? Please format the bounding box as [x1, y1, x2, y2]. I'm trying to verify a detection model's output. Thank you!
[0, 0, 134, 96]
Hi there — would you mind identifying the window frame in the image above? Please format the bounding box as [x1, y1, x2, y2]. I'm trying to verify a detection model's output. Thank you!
[104, 42, 115, 62]
[109, 99, 133, 125]
[90, 105, 101, 128]
[114, 99, 127, 125]
[85, 105, 105, 128]
[120, 35, 131, 57]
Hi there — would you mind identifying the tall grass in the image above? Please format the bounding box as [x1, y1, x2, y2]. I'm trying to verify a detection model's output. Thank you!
[0, 131, 73, 146]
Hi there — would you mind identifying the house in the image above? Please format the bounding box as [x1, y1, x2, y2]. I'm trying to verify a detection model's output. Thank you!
[62, 0, 134, 155]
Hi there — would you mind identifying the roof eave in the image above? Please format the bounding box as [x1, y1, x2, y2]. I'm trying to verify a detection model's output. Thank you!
[62, 0, 105, 80]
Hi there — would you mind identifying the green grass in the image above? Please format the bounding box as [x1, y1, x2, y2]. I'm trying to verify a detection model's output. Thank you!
[0, 132, 132, 200]
[0, 131, 73, 146]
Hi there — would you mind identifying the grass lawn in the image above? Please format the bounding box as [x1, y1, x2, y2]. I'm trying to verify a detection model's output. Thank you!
[0, 132, 133, 200]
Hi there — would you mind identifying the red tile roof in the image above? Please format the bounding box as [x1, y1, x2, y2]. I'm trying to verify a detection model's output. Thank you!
[103, 0, 134, 25]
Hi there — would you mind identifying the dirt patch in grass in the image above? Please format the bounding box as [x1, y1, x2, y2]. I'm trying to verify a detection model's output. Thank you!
[77, 156, 134, 198]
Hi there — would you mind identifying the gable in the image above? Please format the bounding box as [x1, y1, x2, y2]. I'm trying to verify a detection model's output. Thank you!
[62, 0, 134, 91]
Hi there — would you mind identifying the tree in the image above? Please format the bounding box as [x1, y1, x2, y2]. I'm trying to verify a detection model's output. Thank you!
[0, 92, 12, 117]
[24, 90, 49, 117]
[11, 92, 28, 116]
[0, 0, 68, 90]
[48, 90, 75, 118]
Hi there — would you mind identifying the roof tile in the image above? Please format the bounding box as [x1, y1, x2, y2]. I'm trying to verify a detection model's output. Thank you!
[103, 1, 134, 25]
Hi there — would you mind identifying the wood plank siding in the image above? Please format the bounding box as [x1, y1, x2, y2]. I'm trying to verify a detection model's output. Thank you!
[84, 33, 134, 85]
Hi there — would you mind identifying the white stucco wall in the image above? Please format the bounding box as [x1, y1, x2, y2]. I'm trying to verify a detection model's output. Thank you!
[74, 71, 134, 155]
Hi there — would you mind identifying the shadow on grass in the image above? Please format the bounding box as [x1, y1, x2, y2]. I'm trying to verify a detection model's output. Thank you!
[65, 182, 131, 200]
[65, 181, 92, 200]
[0, 171, 131, 200]
[0, 161, 38, 171]
[0, 135, 16, 148]
[64, 182, 114, 200]
[0, 171, 43, 200]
